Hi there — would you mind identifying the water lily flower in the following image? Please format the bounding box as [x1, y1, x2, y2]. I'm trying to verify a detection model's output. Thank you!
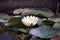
[21, 16, 39, 27]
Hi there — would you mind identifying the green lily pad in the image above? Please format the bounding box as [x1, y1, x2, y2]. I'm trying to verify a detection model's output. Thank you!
[22, 8, 54, 18]
[48, 18, 60, 22]
[37, 18, 46, 26]
[38, 8, 54, 17]
[43, 20, 55, 26]
[0, 22, 8, 34]
[0, 13, 11, 20]
[22, 8, 38, 15]
[18, 28, 29, 33]
[8, 27, 29, 33]
[13, 8, 24, 14]
[53, 22, 60, 29]
[29, 25, 57, 38]
[8, 17, 26, 28]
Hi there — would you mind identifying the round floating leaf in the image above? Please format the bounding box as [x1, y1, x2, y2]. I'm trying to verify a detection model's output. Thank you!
[53, 22, 60, 29]
[8, 17, 26, 28]
[22, 8, 54, 18]
[37, 18, 46, 26]
[8, 17, 21, 27]
[0, 32, 15, 40]
[22, 8, 39, 15]
[4, 22, 17, 27]
[8, 17, 21, 23]
[8, 28, 29, 33]
[13, 8, 25, 14]
[0, 22, 8, 34]
[0, 19, 8, 24]
[29, 25, 57, 38]
[18, 28, 29, 33]
[0, 13, 11, 20]
[48, 18, 60, 22]
[43, 20, 55, 26]
[37, 8, 54, 17]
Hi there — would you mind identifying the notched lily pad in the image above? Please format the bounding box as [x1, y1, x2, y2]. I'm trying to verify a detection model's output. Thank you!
[29, 25, 57, 38]
[38, 8, 54, 17]
[22, 8, 54, 18]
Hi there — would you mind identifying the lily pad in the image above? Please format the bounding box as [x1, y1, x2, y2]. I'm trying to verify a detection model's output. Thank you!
[18, 28, 29, 33]
[22, 8, 54, 17]
[13, 8, 25, 14]
[8, 17, 26, 28]
[43, 20, 55, 26]
[0, 13, 11, 20]
[0, 22, 8, 34]
[29, 25, 57, 38]
[48, 18, 60, 22]
[37, 18, 46, 26]
[53, 22, 60, 29]
[0, 19, 8, 24]
[38, 8, 54, 17]
[22, 8, 38, 15]
[8, 28, 29, 33]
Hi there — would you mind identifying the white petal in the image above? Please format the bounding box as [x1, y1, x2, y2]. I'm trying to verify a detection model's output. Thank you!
[22, 16, 39, 26]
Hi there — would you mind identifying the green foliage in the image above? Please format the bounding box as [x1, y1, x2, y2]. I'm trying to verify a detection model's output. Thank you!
[43, 20, 55, 26]
[0, 13, 12, 20]
[22, 8, 54, 18]
[53, 22, 60, 29]
[29, 25, 57, 38]
[0, 22, 8, 34]
[8, 17, 27, 28]
[0, 8, 59, 39]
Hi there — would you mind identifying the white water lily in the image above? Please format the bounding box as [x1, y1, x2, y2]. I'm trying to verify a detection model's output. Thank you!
[21, 16, 39, 27]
